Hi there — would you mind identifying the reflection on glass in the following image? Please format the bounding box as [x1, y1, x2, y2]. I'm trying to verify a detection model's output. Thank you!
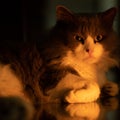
[65, 103, 100, 119]
[34, 97, 119, 120]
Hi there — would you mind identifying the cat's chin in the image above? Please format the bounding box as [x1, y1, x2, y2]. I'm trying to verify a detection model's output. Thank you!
[83, 56, 99, 64]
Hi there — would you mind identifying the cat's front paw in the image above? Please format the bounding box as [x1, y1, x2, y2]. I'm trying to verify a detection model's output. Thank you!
[65, 90, 79, 103]
[65, 82, 100, 103]
[102, 82, 119, 97]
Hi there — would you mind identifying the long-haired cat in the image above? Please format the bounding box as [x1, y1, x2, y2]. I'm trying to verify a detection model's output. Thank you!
[0, 5, 119, 119]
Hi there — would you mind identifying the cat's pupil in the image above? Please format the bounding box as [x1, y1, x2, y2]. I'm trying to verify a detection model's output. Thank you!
[74, 35, 84, 44]
[95, 35, 103, 42]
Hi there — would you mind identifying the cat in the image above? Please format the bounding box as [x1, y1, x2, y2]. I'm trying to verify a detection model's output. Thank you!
[36, 5, 120, 103]
[0, 5, 119, 119]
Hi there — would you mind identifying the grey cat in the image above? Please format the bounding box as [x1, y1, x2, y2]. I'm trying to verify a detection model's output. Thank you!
[0, 5, 119, 119]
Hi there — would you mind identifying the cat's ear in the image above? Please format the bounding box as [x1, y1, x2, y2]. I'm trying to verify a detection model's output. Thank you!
[56, 5, 74, 22]
[101, 7, 117, 27]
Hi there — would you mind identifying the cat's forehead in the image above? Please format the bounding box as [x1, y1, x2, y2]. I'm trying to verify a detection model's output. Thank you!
[75, 13, 100, 24]
[74, 14, 102, 35]
[56, 6, 116, 29]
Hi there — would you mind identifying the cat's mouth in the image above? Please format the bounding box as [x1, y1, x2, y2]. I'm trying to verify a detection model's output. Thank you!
[84, 56, 95, 60]
[83, 48, 103, 63]
[83, 54, 97, 63]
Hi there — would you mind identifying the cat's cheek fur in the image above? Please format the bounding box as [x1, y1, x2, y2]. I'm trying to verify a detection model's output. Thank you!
[47, 73, 100, 103]
[92, 43, 104, 61]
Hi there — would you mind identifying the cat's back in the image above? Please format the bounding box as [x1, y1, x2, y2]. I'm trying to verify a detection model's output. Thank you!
[0, 64, 31, 103]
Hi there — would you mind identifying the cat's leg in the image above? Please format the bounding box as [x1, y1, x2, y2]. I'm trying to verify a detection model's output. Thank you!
[47, 74, 100, 103]
[102, 81, 119, 96]
[65, 81, 100, 103]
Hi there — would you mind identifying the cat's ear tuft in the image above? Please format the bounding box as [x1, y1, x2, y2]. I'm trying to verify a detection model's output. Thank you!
[101, 7, 117, 26]
[56, 5, 74, 22]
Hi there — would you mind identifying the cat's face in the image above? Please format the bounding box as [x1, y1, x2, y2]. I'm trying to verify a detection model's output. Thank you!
[56, 6, 117, 64]
[73, 34, 104, 63]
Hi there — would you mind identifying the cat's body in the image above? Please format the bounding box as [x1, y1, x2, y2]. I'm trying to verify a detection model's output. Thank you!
[0, 5, 119, 119]
[37, 6, 119, 103]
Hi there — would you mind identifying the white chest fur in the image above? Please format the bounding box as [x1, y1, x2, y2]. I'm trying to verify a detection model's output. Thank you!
[61, 51, 98, 81]
[61, 49, 107, 87]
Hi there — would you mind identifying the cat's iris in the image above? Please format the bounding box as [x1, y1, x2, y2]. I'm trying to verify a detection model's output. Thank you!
[74, 35, 84, 44]
[94, 35, 103, 42]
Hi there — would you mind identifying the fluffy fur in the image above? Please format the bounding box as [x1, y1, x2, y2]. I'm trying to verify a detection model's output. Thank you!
[0, 5, 119, 119]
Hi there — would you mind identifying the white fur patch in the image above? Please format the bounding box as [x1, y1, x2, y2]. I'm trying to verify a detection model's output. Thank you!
[0, 64, 30, 103]
[61, 50, 98, 81]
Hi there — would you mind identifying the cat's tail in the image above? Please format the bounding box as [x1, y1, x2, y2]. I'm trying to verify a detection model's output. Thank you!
[0, 96, 34, 120]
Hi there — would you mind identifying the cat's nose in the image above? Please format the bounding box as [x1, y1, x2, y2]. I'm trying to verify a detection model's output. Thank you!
[86, 49, 89, 52]
[86, 48, 93, 56]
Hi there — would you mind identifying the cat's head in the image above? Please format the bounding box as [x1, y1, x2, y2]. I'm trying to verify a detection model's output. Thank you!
[55, 5, 118, 65]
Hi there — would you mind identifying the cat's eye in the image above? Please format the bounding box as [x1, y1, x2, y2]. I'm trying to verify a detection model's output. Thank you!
[95, 35, 103, 42]
[74, 35, 84, 44]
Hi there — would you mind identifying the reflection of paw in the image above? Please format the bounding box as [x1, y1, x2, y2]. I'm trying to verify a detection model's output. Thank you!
[102, 82, 119, 96]
[101, 97, 119, 110]
[65, 102, 100, 119]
